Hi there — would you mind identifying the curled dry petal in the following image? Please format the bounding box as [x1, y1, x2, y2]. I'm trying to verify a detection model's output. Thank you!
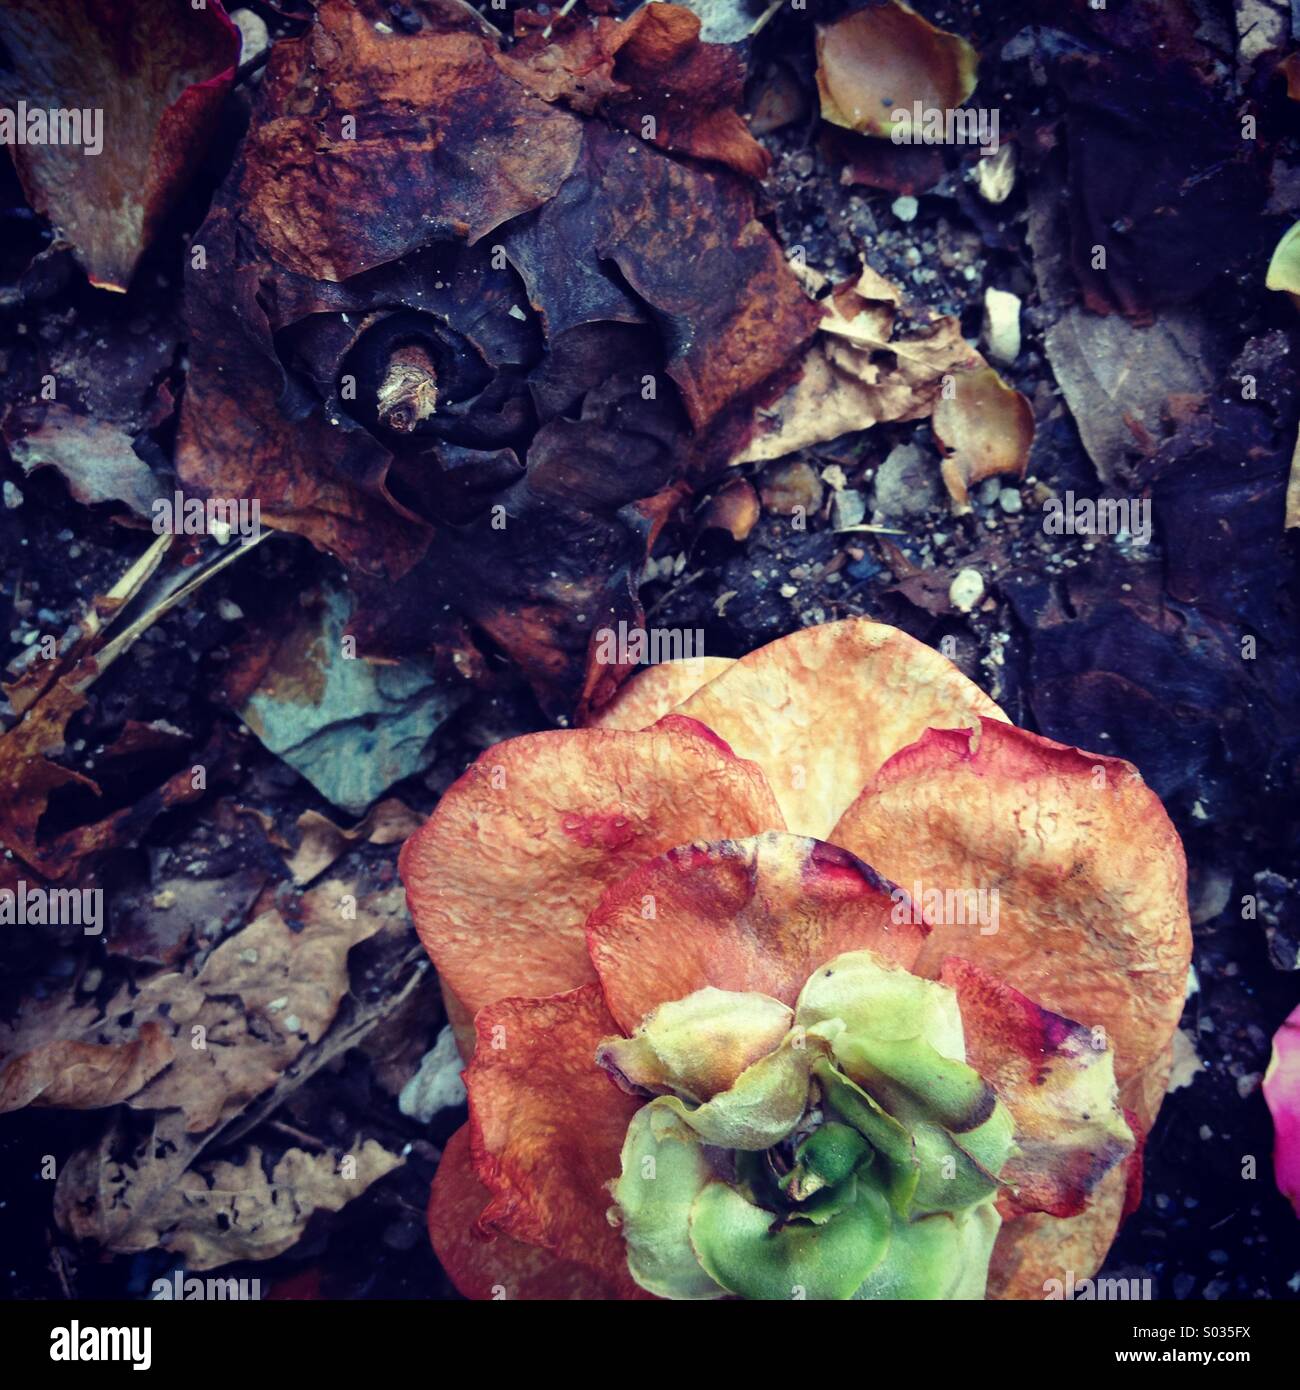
[671, 618, 1009, 838]
[464, 985, 643, 1293]
[815, 1, 979, 139]
[932, 363, 1036, 509]
[831, 720, 1192, 1129]
[399, 726, 783, 1027]
[585, 656, 734, 731]
[586, 832, 927, 1034]
[1264, 1002, 1300, 1216]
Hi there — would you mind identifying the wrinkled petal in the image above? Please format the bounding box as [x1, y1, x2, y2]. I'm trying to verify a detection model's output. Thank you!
[465, 985, 643, 1292]
[1264, 1002, 1300, 1216]
[400, 726, 782, 1025]
[987, 1162, 1129, 1300]
[815, 2, 979, 139]
[585, 656, 734, 731]
[428, 1125, 633, 1300]
[597, 988, 793, 1102]
[941, 958, 1133, 1218]
[831, 719, 1191, 1127]
[587, 832, 926, 1034]
[670, 618, 1007, 837]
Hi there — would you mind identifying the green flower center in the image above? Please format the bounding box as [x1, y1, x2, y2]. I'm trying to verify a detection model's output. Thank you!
[600, 951, 1015, 1300]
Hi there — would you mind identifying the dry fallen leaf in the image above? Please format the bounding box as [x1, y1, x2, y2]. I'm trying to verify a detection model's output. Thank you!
[60, 1138, 402, 1270]
[815, 1, 978, 138]
[0, 0, 239, 290]
[733, 265, 980, 464]
[0, 881, 405, 1132]
[285, 799, 424, 886]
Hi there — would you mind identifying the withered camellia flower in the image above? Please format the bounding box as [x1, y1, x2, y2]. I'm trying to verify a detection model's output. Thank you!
[400, 619, 1192, 1299]
[177, 0, 820, 717]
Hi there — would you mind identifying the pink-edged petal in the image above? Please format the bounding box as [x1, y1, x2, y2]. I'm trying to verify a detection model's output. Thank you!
[587, 831, 927, 1034]
[400, 726, 783, 1027]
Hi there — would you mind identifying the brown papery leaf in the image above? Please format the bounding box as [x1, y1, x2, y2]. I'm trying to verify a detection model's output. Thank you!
[59, 1139, 402, 1271]
[0, 0, 239, 290]
[0, 881, 404, 1132]
[733, 265, 979, 464]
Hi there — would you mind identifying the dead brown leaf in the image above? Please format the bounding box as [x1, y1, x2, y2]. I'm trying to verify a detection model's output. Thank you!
[58, 1138, 402, 1270]
[285, 799, 423, 886]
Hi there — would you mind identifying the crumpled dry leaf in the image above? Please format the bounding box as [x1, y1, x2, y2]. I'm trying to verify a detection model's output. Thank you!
[0, 0, 239, 290]
[932, 363, 1035, 508]
[52, 883, 427, 1261]
[285, 798, 423, 886]
[815, 1, 978, 138]
[0, 1002, 174, 1115]
[0, 880, 402, 1132]
[177, 0, 818, 719]
[503, 2, 769, 179]
[0, 536, 254, 882]
[60, 1139, 402, 1270]
[2, 403, 166, 517]
[732, 265, 980, 464]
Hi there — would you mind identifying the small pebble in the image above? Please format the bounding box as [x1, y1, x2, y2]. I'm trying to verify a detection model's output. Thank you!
[949, 568, 985, 613]
[891, 195, 919, 222]
[2, 481, 22, 509]
[998, 488, 1022, 515]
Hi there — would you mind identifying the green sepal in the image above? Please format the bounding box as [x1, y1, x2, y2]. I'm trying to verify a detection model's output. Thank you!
[658, 1028, 826, 1151]
[609, 1098, 727, 1300]
[795, 951, 966, 1058]
[814, 1058, 920, 1215]
[852, 1204, 1002, 1301]
[598, 989, 793, 1103]
[689, 1177, 892, 1300]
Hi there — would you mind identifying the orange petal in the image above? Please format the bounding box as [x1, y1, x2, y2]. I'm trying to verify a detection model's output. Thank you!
[587, 831, 927, 1034]
[400, 726, 783, 1023]
[941, 957, 1133, 1218]
[428, 1125, 631, 1300]
[670, 618, 1007, 838]
[832, 720, 1191, 1116]
[585, 656, 734, 731]
[466, 985, 644, 1294]
[988, 1162, 1128, 1300]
